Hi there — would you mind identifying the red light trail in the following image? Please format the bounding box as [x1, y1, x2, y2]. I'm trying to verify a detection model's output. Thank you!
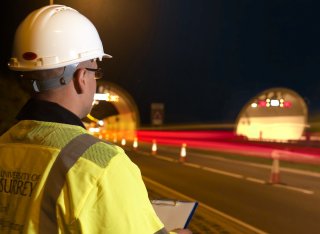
[137, 130, 320, 164]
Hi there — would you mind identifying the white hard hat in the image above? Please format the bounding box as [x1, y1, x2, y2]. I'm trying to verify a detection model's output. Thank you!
[8, 4, 111, 71]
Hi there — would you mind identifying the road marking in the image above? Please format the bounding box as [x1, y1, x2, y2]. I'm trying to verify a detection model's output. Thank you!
[135, 144, 320, 178]
[202, 166, 244, 179]
[273, 184, 315, 195]
[191, 152, 320, 178]
[143, 152, 316, 195]
[155, 155, 175, 162]
[143, 176, 268, 234]
[184, 162, 201, 168]
[246, 177, 266, 184]
[138, 151, 152, 156]
[276, 167, 320, 178]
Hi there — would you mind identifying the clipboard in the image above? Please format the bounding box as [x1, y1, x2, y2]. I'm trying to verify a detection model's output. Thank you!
[151, 199, 198, 231]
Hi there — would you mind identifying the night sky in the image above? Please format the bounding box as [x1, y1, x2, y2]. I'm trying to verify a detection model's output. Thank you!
[2, 0, 320, 125]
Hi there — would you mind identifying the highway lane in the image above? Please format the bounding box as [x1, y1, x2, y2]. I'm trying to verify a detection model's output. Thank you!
[124, 145, 320, 234]
[152, 145, 320, 194]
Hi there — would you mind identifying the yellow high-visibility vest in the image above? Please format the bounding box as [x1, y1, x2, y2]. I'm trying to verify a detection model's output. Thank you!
[0, 120, 166, 234]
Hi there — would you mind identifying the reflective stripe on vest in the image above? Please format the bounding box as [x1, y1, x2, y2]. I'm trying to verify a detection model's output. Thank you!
[39, 134, 101, 233]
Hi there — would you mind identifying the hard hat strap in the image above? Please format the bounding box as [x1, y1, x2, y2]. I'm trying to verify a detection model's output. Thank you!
[32, 63, 79, 92]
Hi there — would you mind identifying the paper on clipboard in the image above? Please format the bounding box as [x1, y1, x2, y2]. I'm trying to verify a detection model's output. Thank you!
[151, 199, 198, 231]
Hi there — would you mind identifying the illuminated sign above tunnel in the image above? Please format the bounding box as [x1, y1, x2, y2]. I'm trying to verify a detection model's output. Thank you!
[94, 93, 119, 102]
[250, 98, 292, 108]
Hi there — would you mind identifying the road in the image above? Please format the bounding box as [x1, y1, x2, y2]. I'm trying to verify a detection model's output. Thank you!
[123, 143, 320, 234]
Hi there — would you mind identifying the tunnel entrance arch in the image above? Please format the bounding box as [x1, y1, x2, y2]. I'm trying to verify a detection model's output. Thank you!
[84, 81, 140, 142]
[236, 87, 308, 142]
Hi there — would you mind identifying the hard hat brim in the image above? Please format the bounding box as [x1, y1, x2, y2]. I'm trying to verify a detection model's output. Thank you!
[103, 53, 112, 59]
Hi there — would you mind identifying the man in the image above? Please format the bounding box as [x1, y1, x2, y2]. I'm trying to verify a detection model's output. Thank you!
[0, 5, 191, 234]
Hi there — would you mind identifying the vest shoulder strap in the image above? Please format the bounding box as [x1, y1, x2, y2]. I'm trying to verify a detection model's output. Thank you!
[39, 134, 101, 234]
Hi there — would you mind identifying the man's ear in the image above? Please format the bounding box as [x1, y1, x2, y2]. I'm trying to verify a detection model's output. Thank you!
[73, 68, 86, 94]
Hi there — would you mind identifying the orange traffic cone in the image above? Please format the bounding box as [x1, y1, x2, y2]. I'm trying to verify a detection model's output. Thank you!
[179, 143, 187, 163]
[269, 151, 281, 184]
[151, 140, 157, 155]
[133, 137, 138, 150]
[113, 134, 117, 143]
